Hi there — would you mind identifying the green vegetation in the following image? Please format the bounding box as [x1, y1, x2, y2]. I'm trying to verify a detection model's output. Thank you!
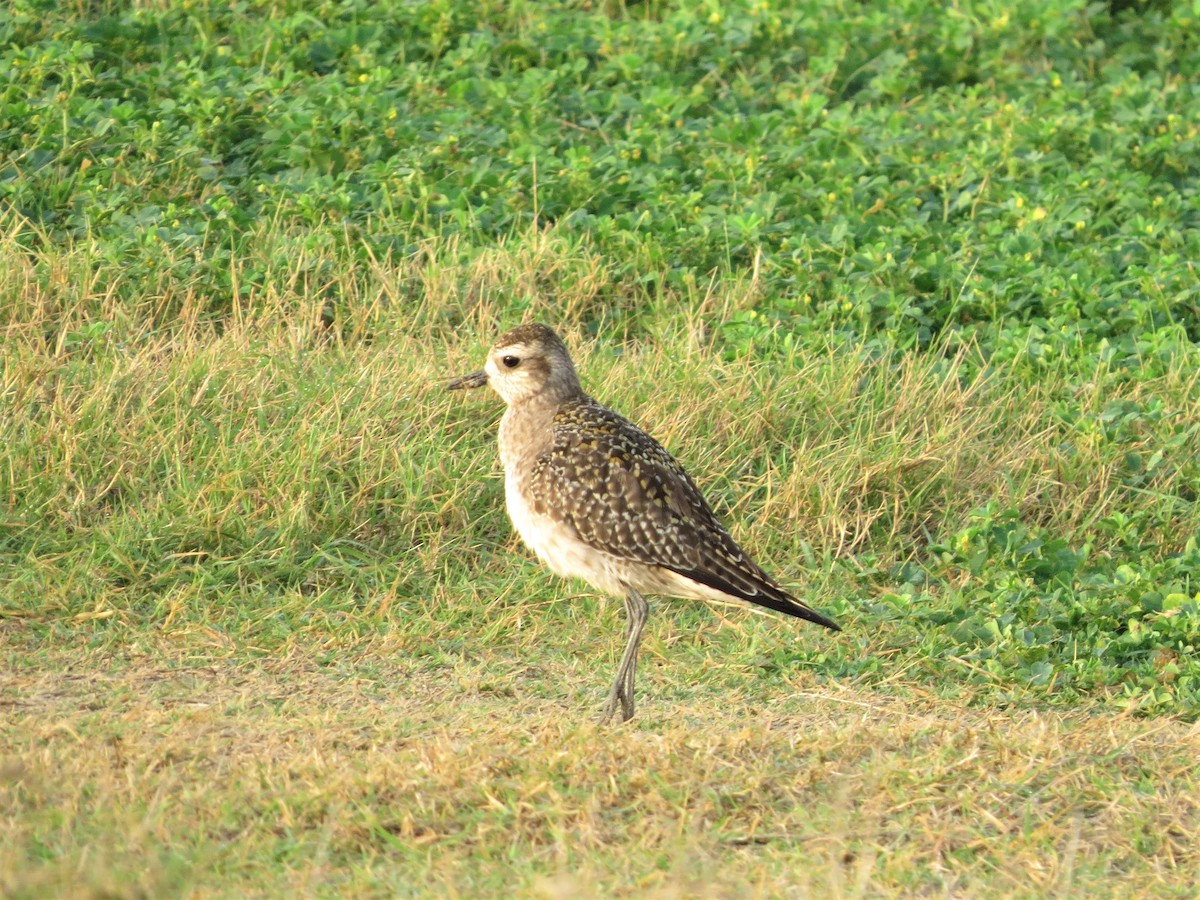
[2, 0, 1198, 894]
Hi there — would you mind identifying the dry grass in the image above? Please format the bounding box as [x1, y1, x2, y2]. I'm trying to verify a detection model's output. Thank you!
[3, 644, 1198, 897]
[3, 231, 1199, 895]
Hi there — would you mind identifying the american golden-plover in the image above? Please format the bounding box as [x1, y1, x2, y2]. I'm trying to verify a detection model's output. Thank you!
[448, 323, 840, 722]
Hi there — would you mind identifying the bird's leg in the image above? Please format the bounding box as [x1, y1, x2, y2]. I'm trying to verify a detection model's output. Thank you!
[600, 586, 649, 724]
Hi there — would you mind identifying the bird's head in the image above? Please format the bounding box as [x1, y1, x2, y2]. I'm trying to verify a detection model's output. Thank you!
[447, 323, 583, 406]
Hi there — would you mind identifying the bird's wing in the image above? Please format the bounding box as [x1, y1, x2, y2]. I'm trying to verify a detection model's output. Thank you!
[526, 400, 839, 630]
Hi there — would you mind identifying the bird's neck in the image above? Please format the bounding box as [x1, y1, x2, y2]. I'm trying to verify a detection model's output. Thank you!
[498, 393, 578, 474]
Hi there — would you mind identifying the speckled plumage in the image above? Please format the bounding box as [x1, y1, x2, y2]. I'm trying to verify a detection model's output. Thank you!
[448, 323, 839, 722]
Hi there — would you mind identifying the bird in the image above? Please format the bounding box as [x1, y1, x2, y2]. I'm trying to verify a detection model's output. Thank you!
[447, 323, 840, 722]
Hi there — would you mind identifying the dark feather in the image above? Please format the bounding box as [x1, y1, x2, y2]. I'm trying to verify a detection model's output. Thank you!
[527, 398, 839, 631]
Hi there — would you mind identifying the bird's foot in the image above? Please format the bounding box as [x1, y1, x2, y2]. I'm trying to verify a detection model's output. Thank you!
[599, 685, 635, 724]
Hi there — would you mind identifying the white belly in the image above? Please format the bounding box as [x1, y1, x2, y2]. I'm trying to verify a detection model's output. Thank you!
[503, 472, 728, 603]
[504, 473, 630, 596]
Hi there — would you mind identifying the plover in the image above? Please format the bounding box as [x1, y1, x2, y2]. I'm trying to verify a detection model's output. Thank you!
[448, 323, 840, 722]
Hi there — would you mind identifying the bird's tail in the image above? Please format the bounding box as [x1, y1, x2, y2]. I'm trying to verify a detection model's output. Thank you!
[671, 563, 842, 631]
[745, 589, 841, 632]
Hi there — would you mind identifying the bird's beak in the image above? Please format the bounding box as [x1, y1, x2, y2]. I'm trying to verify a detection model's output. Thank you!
[447, 370, 488, 391]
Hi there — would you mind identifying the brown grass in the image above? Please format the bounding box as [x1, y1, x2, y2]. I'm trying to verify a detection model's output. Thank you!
[3, 231, 1199, 896]
[3, 643, 1197, 897]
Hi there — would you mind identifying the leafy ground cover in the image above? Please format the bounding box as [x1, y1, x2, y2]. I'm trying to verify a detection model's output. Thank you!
[2, 0, 1199, 895]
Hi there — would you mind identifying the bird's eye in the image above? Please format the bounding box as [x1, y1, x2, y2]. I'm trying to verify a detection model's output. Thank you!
[501, 355, 520, 369]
